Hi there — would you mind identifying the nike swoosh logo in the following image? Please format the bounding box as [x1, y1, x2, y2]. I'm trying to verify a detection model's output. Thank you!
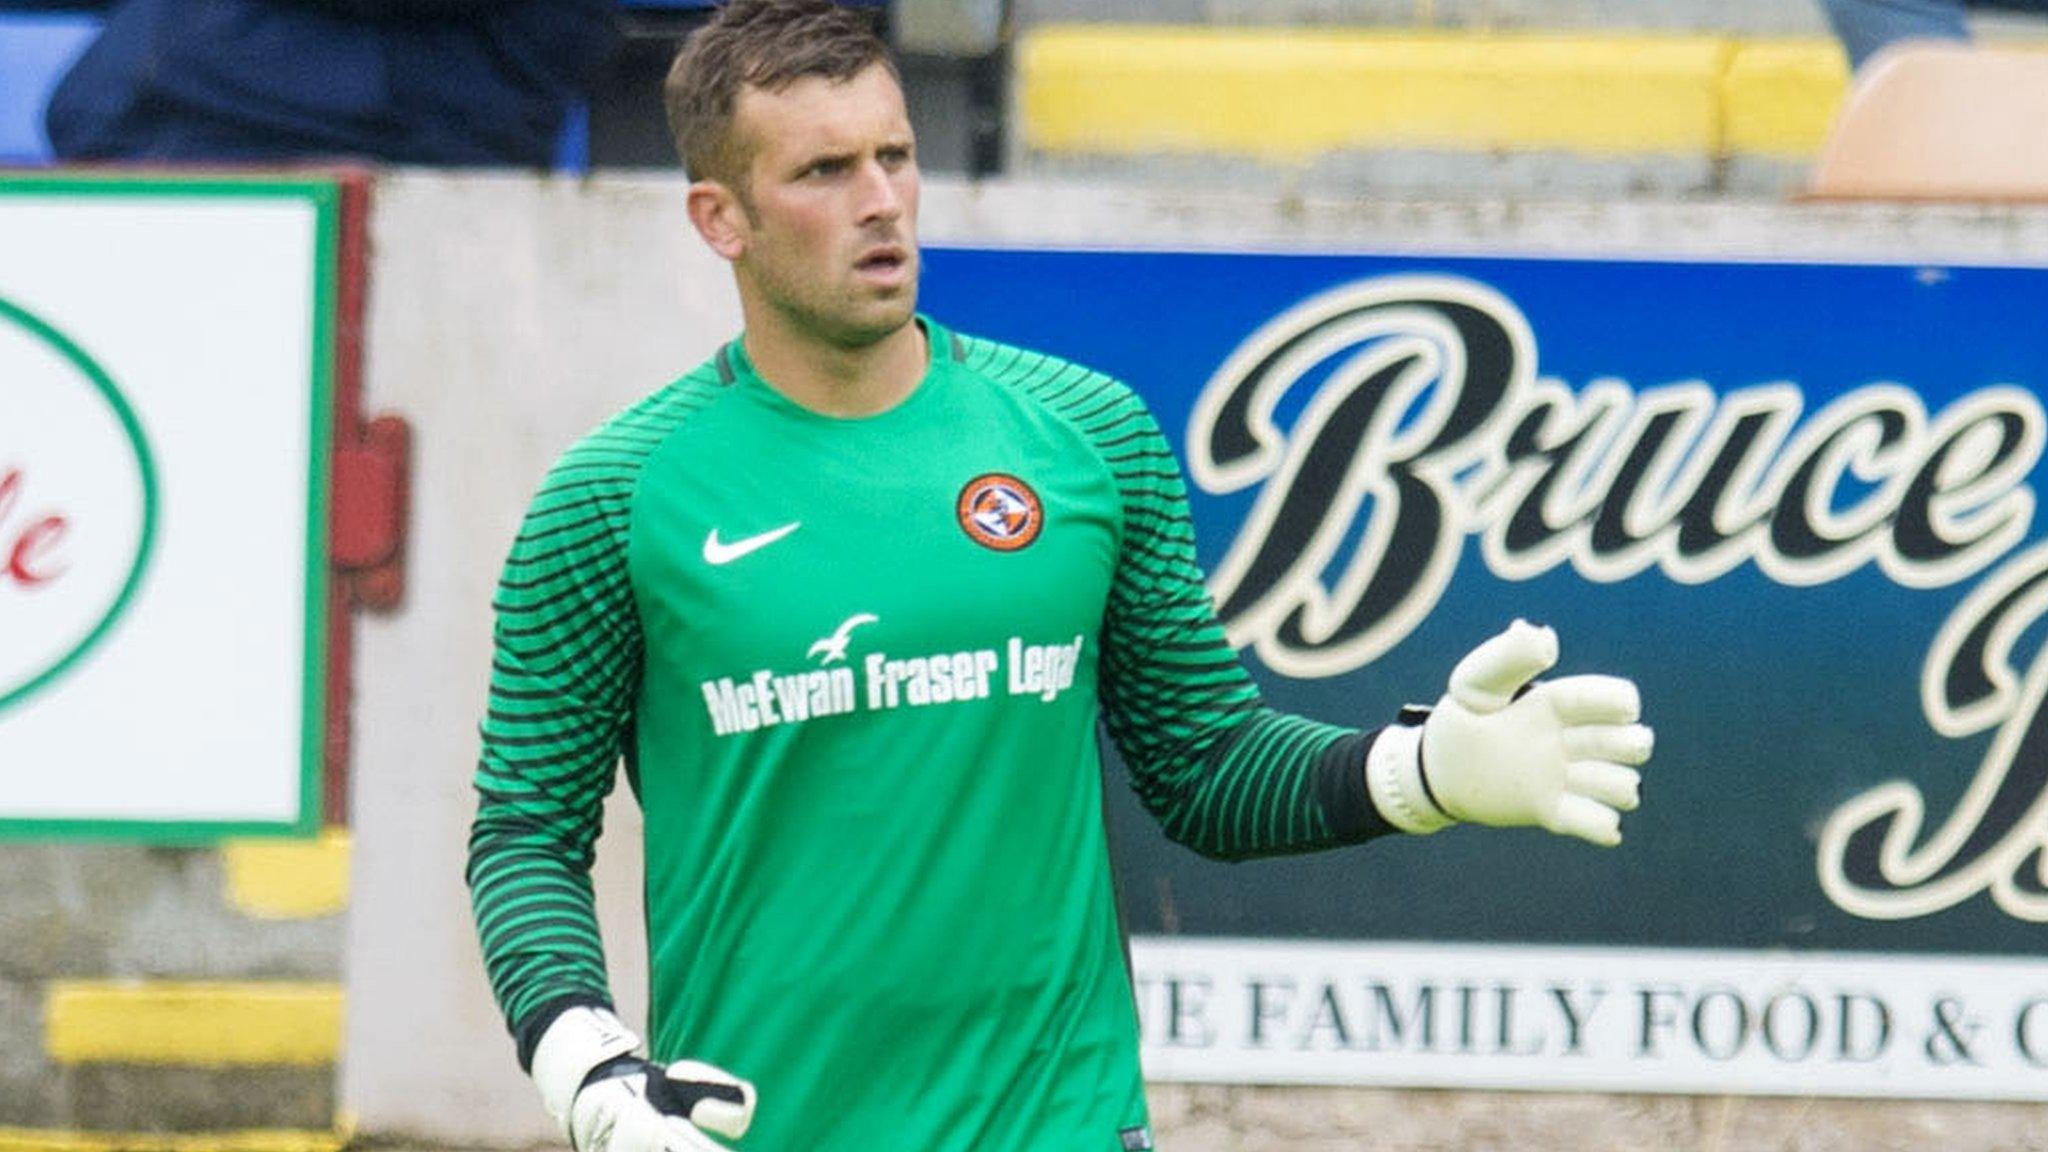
[703, 522, 801, 565]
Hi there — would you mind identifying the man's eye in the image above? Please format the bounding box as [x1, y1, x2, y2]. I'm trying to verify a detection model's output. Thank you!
[805, 159, 847, 178]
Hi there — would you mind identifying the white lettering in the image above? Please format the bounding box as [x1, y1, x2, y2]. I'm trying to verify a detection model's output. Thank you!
[816, 667, 855, 716]
[700, 679, 740, 736]
[865, 652, 892, 710]
[1007, 634, 1085, 702]
[750, 670, 779, 726]
[773, 672, 813, 723]
[732, 683, 761, 731]
[1189, 276, 2045, 677]
[766, 669, 856, 723]
[1818, 540, 2048, 921]
[867, 648, 1002, 712]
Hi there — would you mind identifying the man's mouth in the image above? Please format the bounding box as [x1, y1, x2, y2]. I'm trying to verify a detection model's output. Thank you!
[855, 246, 909, 277]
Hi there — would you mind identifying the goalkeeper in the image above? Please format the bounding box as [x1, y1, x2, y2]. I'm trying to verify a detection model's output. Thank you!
[465, 2, 1654, 1150]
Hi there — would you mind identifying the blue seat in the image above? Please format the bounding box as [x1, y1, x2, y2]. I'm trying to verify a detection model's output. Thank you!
[553, 100, 590, 173]
[0, 13, 100, 164]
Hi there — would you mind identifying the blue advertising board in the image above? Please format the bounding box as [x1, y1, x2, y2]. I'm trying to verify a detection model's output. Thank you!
[923, 246, 2048, 1097]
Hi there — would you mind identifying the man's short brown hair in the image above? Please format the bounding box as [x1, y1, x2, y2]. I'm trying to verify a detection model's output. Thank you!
[663, 0, 896, 188]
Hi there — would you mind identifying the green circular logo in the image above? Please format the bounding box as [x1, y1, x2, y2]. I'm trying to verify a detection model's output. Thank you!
[0, 296, 158, 714]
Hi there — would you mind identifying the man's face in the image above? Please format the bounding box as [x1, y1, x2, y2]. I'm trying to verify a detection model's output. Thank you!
[726, 63, 920, 349]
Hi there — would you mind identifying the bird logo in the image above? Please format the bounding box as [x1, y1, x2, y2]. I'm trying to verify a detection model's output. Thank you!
[956, 473, 1043, 552]
[808, 613, 879, 664]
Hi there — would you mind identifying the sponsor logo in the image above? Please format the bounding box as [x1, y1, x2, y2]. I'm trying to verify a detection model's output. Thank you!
[698, 612, 1084, 738]
[0, 297, 156, 713]
[1190, 273, 2048, 922]
[703, 521, 800, 566]
[957, 472, 1043, 552]
[807, 612, 879, 665]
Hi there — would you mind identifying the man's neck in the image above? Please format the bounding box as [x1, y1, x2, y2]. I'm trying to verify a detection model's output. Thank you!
[741, 310, 928, 419]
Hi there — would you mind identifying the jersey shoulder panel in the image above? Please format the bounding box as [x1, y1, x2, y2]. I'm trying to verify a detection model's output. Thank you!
[951, 331, 1155, 450]
[541, 360, 735, 528]
[491, 359, 734, 721]
[950, 332, 1179, 517]
[954, 328, 1195, 542]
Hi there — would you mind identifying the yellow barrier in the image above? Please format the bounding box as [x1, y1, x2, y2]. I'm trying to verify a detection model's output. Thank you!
[222, 831, 351, 920]
[44, 983, 343, 1067]
[1723, 40, 1853, 156]
[0, 1130, 345, 1152]
[1020, 26, 1851, 160]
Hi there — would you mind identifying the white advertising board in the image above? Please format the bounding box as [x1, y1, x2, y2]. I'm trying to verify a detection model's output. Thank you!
[0, 179, 332, 837]
[1135, 937, 2048, 1099]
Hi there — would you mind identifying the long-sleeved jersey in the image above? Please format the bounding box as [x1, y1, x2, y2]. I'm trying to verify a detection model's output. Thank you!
[467, 319, 1392, 1152]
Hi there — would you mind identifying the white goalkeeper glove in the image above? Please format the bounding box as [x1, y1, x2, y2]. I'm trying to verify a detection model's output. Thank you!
[530, 1006, 756, 1152]
[1365, 619, 1653, 847]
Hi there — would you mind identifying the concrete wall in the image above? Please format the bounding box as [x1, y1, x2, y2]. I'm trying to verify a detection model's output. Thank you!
[340, 172, 739, 1145]
[338, 171, 2048, 1151]
[0, 845, 343, 1131]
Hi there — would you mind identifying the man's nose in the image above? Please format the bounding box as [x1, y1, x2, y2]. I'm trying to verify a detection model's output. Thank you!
[855, 160, 903, 224]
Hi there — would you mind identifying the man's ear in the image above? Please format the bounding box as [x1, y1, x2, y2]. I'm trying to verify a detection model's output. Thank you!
[687, 179, 749, 261]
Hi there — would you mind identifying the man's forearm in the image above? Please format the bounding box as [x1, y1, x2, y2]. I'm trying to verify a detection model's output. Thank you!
[1120, 708, 1394, 861]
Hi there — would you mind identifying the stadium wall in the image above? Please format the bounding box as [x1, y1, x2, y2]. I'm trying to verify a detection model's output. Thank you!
[8, 172, 2048, 1150]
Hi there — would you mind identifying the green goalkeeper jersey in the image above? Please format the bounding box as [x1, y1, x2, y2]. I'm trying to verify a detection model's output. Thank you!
[468, 319, 1388, 1152]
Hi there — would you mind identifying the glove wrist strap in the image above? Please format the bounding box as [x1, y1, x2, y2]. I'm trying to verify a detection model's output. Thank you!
[1365, 721, 1454, 835]
[531, 1006, 643, 1138]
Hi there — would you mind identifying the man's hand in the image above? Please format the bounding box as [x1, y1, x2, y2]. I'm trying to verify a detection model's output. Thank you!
[531, 1006, 757, 1152]
[1365, 620, 1653, 846]
[568, 1056, 755, 1152]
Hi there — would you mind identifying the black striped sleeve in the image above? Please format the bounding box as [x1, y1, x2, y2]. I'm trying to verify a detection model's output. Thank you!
[465, 374, 721, 1065]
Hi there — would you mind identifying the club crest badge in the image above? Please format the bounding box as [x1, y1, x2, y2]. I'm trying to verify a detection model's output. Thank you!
[956, 472, 1043, 552]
